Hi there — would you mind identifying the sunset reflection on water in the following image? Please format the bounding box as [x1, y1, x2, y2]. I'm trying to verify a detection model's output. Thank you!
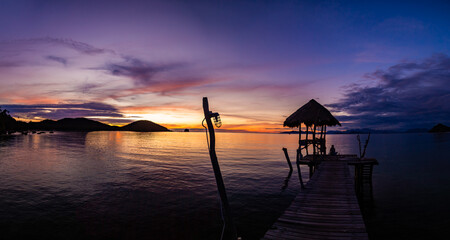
[1, 132, 449, 239]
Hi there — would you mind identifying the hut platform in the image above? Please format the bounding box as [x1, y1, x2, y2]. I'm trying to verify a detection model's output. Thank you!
[263, 156, 377, 240]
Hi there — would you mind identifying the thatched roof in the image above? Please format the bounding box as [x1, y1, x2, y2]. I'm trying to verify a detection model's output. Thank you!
[284, 99, 341, 127]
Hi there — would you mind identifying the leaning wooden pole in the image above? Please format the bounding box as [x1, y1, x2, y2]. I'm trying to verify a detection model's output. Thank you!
[202, 97, 238, 240]
[282, 148, 293, 172]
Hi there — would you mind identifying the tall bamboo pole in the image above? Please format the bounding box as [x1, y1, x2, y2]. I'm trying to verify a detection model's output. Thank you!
[202, 97, 238, 240]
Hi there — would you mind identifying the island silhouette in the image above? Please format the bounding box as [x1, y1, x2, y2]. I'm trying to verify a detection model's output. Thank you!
[429, 123, 450, 133]
[0, 108, 169, 133]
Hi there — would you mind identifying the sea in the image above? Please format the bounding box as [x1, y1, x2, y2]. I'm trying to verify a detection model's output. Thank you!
[0, 131, 449, 239]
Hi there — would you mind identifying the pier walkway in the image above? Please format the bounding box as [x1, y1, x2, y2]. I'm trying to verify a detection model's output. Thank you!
[263, 159, 369, 240]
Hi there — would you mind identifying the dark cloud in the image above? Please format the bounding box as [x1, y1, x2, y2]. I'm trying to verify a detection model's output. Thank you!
[3, 37, 203, 95]
[0, 61, 21, 68]
[45, 55, 67, 66]
[327, 54, 450, 130]
[103, 56, 182, 86]
[3, 37, 114, 55]
[2, 102, 125, 120]
[76, 83, 103, 94]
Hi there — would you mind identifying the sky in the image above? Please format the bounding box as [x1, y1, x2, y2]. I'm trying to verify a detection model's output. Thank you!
[0, 0, 449, 132]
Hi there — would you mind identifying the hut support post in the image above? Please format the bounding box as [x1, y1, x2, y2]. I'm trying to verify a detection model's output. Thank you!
[296, 125, 305, 189]
[320, 126, 324, 155]
[305, 126, 309, 156]
[202, 97, 238, 240]
[324, 125, 327, 154]
[311, 125, 318, 177]
[320, 126, 324, 139]
[313, 125, 317, 157]
[298, 125, 302, 159]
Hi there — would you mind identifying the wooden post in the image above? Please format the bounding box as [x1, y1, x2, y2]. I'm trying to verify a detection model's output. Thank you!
[296, 148, 305, 189]
[298, 124, 303, 159]
[320, 125, 324, 139]
[361, 133, 371, 159]
[296, 124, 305, 189]
[305, 125, 309, 156]
[202, 97, 238, 240]
[320, 126, 324, 155]
[312, 125, 316, 159]
[324, 125, 327, 154]
[282, 148, 293, 172]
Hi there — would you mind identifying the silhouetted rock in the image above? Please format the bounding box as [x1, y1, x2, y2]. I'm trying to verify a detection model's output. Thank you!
[429, 123, 450, 133]
[121, 120, 169, 132]
[184, 129, 189, 132]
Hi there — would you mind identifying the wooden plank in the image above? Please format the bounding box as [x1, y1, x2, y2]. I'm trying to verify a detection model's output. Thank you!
[267, 225, 368, 238]
[262, 160, 369, 240]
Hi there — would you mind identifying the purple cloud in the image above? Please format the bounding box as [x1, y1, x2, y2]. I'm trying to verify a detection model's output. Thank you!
[45, 55, 67, 66]
[327, 54, 450, 130]
[2, 102, 124, 120]
[103, 57, 183, 86]
[0, 61, 21, 68]
[1, 37, 114, 55]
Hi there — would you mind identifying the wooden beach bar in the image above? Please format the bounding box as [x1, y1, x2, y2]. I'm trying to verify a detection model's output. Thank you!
[263, 99, 377, 240]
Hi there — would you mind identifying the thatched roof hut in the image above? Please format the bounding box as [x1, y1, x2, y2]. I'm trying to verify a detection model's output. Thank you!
[284, 99, 341, 128]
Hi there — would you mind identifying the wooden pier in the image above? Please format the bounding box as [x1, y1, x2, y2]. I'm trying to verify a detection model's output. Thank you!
[263, 156, 376, 240]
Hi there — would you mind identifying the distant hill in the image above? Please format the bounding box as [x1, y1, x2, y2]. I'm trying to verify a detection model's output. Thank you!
[121, 120, 169, 132]
[429, 123, 450, 133]
[29, 118, 118, 131]
[0, 111, 170, 132]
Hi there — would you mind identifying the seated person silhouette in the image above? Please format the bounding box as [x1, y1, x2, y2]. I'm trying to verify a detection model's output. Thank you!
[329, 145, 338, 156]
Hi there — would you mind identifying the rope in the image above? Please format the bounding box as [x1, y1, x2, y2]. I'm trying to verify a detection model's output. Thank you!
[202, 118, 209, 150]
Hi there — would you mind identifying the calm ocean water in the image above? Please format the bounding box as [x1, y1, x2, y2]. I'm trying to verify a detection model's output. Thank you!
[0, 131, 449, 239]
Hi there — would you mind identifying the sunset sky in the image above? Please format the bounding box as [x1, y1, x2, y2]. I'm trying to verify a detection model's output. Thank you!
[0, 0, 449, 132]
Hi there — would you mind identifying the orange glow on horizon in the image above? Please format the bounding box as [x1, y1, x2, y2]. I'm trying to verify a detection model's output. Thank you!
[6, 100, 293, 133]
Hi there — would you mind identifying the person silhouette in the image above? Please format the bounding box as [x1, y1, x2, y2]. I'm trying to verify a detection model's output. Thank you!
[329, 145, 337, 155]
